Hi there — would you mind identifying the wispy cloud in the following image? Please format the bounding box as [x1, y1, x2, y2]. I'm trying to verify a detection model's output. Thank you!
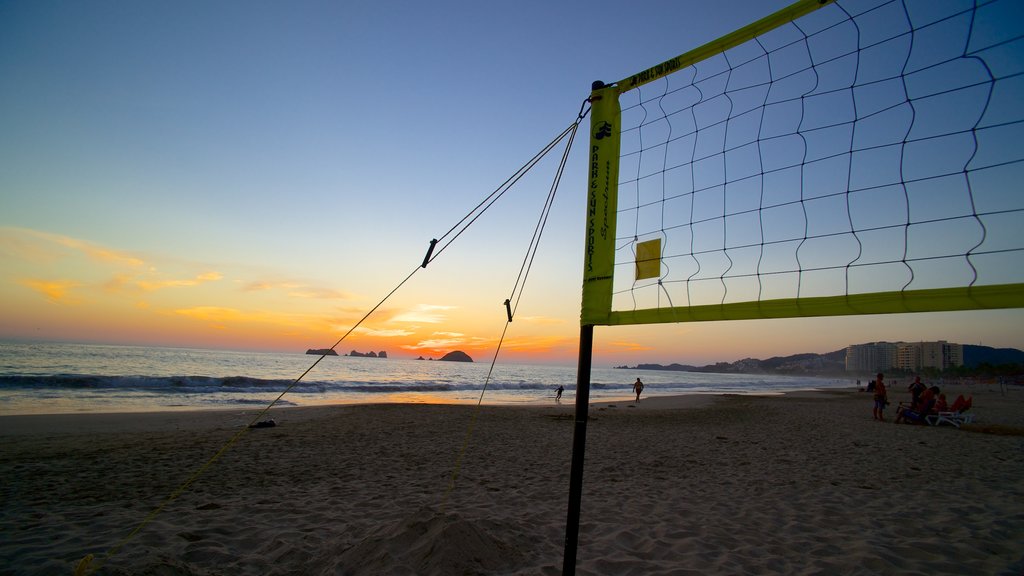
[607, 340, 655, 352]
[136, 272, 222, 292]
[242, 280, 352, 300]
[57, 236, 145, 267]
[493, 335, 576, 355]
[510, 315, 565, 326]
[18, 279, 81, 303]
[174, 306, 247, 323]
[1, 227, 145, 267]
[390, 304, 455, 324]
[355, 327, 416, 338]
[173, 306, 334, 333]
[287, 288, 350, 299]
[403, 337, 466, 350]
[5, 227, 225, 296]
[243, 281, 300, 292]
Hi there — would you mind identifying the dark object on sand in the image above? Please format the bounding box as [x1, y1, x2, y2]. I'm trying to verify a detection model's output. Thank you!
[249, 419, 276, 429]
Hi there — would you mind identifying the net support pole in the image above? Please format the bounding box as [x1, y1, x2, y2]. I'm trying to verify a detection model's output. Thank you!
[562, 323, 594, 575]
[564, 80, 621, 574]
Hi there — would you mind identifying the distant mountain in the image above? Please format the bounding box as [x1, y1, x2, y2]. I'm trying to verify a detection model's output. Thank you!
[963, 345, 1024, 368]
[619, 349, 846, 375]
[619, 345, 1022, 375]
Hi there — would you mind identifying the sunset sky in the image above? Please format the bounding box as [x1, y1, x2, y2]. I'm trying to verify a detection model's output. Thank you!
[2, 0, 1022, 366]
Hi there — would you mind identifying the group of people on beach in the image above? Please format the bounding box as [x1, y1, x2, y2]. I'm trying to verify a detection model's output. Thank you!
[867, 372, 972, 423]
[552, 377, 645, 404]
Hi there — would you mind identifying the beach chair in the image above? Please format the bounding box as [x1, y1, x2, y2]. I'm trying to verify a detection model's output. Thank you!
[927, 396, 974, 428]
[927, 411, 974, 428]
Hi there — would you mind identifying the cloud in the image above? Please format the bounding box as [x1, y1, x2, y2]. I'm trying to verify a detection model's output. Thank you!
[242, 280, 352, 300]
[403, 337, 466, 350]
[4, 228, 225, 297]
[174, 306, 246, 323]
[389, 304, 455, 324]
[243, 281, 298, 292]
[356, 328, 416, 338]
[511, 315, 565, 326]
[173, 306, 334, 333]
[135, 272, 222, 292]
[65, 240, 145, 267]
[607, 340, 655, 352]
[287, 288, 350, 299]
[1, 227, 145, 267]
[18, 279, 81, 303]
[103, 274, 134, 293]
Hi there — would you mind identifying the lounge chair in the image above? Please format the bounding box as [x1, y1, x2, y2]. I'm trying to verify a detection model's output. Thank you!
[926, 395, 973, 428]
[926, 411, 974, 427]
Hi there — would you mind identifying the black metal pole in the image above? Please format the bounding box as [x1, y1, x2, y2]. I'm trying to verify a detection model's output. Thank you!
[562, 324, 594, 575]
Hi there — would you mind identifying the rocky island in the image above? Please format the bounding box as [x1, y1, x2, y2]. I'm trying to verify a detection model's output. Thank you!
[415, 351, 473, 362]
[347, 350, 388, 358]
[305, 349, 338, 356]
[439, 350, 473, 362]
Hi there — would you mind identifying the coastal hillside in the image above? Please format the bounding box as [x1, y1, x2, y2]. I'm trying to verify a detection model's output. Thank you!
[963, 345, 1024, 368]
[618, 345, 1024, 375]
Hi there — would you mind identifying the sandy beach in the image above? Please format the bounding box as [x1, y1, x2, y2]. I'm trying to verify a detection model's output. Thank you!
[2, 385, 1023, 575]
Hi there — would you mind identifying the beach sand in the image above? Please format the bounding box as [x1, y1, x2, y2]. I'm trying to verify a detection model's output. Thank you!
[2, 385, 1023, 575]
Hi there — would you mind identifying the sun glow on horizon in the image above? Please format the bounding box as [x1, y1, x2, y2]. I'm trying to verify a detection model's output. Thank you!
[0, 226, 585, 362]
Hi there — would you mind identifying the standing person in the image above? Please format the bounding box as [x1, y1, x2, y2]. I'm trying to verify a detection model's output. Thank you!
[908, 375, 926, 407]
[633, 378, 644, 403]
[872, 372, 888, 421]
[555, 385, 564, 403]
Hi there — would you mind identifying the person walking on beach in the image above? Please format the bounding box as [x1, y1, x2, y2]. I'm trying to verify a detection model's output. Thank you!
[633, 378, 644, 403]
[555, 385, 564, 403]
[872, 372, 888, 421]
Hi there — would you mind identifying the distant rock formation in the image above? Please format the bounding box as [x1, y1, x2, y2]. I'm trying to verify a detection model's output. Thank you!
[439, 350, 473, 363]
[347, 350, 388, 358]
[306, 349, 338, 356]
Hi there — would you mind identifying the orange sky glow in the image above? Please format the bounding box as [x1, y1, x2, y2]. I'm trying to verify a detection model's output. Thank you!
[3, 226, 1023, 366]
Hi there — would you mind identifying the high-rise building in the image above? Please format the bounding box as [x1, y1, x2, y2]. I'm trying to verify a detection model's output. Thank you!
[845, 342, 898, 373]
[846, 341, 963, 372]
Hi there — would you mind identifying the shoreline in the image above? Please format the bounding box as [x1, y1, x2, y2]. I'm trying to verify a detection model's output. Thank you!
[0, 380, 853, 419]
[3, 387, 1022, 574]
[0, 389, 815, 434]
[0, 392, 725, 435]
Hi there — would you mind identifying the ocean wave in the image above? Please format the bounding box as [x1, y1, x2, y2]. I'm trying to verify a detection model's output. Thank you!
[0, 372, 846, 408]
[0, 374, 317, 394]
[0, 374, 576, 395]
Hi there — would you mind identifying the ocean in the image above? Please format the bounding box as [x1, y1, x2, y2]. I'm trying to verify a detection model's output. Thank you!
[0, 342, 854, 415]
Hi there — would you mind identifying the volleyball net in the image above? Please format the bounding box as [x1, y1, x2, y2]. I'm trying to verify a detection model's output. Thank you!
[580, 0, 1024, 326]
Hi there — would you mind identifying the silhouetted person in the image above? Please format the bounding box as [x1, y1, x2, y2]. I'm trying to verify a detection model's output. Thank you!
[872, 372, 887, 421]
